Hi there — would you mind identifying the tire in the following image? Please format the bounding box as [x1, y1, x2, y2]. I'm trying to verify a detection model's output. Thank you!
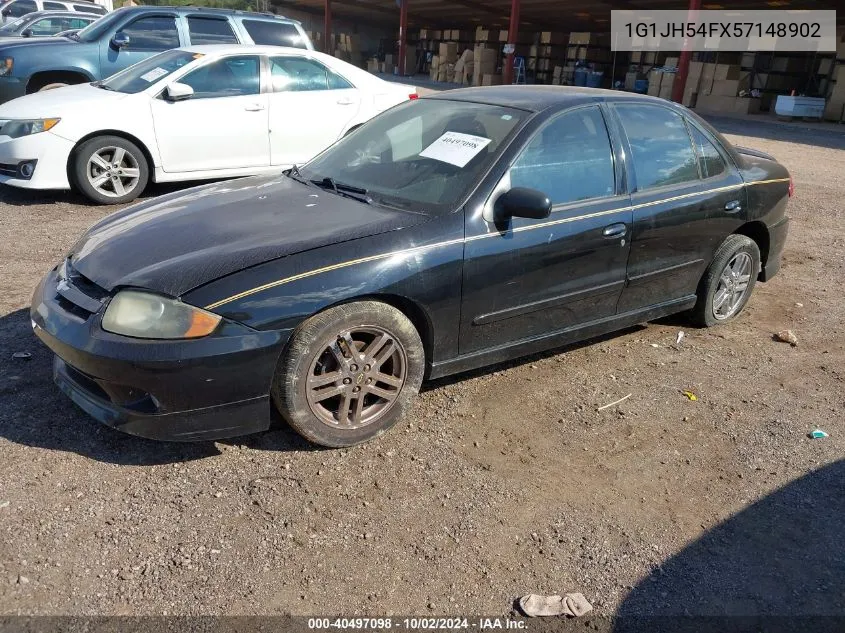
[38, 82, 70, 92]
[272, 301, 425, 448]
[690, 234, 761, 327]
[72, 135, 149, 205]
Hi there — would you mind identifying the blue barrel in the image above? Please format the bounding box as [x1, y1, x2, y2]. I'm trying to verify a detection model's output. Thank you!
[634, 79, 648, 93]
[574, 69, 588, 86]
[586, 71, 604, 88]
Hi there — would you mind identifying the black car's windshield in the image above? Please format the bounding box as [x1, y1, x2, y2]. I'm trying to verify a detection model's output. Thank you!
[75, 6, 126, 42]
[300, 99, 529, 213]
[99, 49, 197, 93]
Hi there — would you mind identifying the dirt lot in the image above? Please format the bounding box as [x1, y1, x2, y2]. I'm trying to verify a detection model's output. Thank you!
[0, 114, 843, 620]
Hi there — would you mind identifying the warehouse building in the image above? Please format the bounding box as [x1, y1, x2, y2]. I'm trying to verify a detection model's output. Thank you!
[275, 0, 845, 121]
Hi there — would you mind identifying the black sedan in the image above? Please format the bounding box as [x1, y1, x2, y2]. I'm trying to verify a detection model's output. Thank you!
[31, 86, 792, 447]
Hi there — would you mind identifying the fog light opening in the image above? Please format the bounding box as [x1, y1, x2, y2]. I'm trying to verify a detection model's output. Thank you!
[18, 160, 36, 179]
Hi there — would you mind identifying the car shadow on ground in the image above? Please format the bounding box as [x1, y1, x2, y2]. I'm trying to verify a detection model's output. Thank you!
[0, 307, 312, 465]
[607, 458, 845, 633]
[422, 325, 649, 392]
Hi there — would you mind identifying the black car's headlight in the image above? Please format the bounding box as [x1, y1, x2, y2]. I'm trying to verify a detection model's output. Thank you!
[1, 118, 60, 138]
[102, 290, 221, 340]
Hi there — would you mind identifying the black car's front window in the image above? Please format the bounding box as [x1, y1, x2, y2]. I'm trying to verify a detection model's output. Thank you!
[300, 99, 529, 213]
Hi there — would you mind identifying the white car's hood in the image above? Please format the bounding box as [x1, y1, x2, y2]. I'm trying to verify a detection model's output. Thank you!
[0, 83, 128, 120]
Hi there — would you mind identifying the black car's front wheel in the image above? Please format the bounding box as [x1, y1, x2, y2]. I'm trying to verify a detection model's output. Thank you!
[691, 234, 761, 327]
[272, 301, 425, 447]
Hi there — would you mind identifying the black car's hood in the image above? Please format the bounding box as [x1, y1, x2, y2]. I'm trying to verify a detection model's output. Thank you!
[70, 175, 430, 297]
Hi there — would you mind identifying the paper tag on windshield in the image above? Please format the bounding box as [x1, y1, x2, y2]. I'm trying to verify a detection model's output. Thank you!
[419, 131, 492, 168]
[140, 67, 168, 83]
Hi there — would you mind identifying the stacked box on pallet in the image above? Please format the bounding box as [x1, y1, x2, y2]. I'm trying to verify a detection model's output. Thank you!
[454, 49, 474, 85]
[473, 44, 497, 86]
[438, 42, 459, 64]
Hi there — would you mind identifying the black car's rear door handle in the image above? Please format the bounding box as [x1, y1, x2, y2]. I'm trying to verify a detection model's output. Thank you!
[725, 200, 742, 212]
[602, 223, 627, 238]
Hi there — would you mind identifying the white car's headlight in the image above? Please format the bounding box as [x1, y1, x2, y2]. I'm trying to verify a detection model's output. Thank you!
[2, 118, 60, 138]
[102, 290, 221, 340]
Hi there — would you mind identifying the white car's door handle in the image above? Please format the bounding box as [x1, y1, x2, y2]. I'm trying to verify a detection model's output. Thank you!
[336, 98, 355, 105]
[244, 104, 266, 112]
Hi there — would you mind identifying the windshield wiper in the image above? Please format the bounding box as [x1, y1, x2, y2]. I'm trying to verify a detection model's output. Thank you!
[311, 176, 372, 204]
[96, 83, 114, 91]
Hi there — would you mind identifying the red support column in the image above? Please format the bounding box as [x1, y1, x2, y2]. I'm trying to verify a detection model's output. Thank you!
[671, 0, 701, 103]
[502, 0, 520, 85]
[324, 0, 332, 56]
[398, 0, 409, 76]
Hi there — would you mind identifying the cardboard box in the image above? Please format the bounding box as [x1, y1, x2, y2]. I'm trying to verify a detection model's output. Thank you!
[454, 49, 473, 74]
[658, 85, 674, 100]
[540, 31, 567, 45]
[475, 27, 494, 42]
[569, 32, 609, 46]
[438, 42, 458, 63]
[481, 73, 502, 86]
[664, 56, 679, 68]
[700, 63, 741, 81]
[733, 97, 761, 114]
[695, 94, 737, 113]
[367, 58, 379, 73]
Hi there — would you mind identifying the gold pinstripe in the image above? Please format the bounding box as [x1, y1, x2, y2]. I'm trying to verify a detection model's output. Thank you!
[746, 177, 790, 186]
[203, 179, 783, 310]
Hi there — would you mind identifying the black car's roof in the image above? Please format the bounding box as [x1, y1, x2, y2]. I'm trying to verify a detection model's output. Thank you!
[425, 85, 679, 113]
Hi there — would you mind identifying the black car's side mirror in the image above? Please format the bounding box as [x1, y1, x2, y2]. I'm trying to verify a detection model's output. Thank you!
[495, 187, 552, 221]
[111, 31, 130, 49]
[20, 28, 32, 37]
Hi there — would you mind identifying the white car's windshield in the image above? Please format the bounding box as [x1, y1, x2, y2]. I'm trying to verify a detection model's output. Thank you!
[300, 99, 529, 213]
[0, 15, 27, 32]
[99, 50, 197, 94]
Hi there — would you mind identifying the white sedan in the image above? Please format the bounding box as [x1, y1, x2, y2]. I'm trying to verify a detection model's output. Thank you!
[0, 45, 417, 203]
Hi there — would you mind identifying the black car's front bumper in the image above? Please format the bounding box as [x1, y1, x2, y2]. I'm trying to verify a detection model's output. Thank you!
[31, 269, 292, 442]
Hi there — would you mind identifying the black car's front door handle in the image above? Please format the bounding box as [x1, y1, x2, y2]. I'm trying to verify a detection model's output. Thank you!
[602, 223, 627, 238]
[725, 199, 742, 212]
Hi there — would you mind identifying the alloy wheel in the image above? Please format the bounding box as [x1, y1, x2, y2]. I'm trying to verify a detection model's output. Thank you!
[86, 147, 141, 199]
[305, 326, 407, 429]
[712, 252, 753, 320]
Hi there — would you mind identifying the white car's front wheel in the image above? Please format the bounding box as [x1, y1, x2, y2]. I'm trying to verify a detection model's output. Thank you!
[72, 136, 149, 205]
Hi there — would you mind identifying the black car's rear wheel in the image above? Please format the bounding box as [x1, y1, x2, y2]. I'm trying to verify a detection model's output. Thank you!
[691, 234, 760, 327]
[272, 302, 424, 447]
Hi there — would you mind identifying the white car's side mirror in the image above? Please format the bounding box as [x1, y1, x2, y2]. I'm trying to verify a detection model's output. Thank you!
[165, 82, 194, 102]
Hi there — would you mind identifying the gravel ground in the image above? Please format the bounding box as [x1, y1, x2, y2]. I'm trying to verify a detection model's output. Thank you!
[0, 114, 843, 619]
